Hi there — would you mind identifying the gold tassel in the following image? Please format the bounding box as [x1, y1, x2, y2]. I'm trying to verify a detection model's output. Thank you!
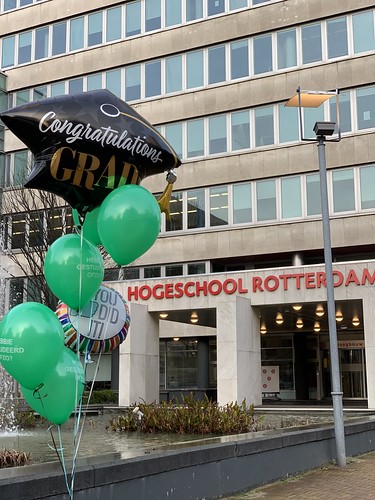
[157, 182, 174, 220]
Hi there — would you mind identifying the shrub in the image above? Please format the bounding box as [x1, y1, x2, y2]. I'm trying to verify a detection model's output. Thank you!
[83, 390, 118, 405]
[15, 410, 37, 428]
[0, 449, 30, 468]
[109, 394, 264, 435]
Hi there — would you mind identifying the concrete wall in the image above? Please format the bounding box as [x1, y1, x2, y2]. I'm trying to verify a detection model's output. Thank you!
[1, 418, 375, 499]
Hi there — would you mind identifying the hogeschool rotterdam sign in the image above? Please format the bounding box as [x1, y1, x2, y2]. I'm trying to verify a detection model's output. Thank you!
[126, 267, 375, 301]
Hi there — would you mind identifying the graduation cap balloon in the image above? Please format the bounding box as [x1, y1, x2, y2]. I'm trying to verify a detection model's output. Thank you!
[0, 89, 181, 214]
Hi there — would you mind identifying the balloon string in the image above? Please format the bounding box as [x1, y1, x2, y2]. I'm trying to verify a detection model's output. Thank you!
[47, 425, 73, 498]
[70, 298, 97, 494]
[72, 347, 103, 463]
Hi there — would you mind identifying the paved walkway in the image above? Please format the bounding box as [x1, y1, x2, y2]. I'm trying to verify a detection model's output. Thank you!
[222, 451, 375, 499]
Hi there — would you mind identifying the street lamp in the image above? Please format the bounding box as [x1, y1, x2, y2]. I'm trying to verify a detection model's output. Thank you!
[285, 87, 346, 468]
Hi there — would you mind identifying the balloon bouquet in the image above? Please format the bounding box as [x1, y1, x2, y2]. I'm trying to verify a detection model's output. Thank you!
[0, 90, 180, 495]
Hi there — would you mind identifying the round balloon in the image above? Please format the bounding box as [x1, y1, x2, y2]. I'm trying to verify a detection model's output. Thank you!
[73, 206, 102, 246]
[97, 184, 161, 266]
[56, 285, 130, 354]
[0, 302, 64, 390]
[44, 233, 104, 310]
[21, 347, 85, 425]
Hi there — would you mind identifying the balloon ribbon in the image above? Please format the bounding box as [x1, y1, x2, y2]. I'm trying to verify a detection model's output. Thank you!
[157, 182, 174, 221]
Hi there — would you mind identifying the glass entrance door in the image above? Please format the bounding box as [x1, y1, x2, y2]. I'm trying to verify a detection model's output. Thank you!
[339, 348, 367, 399]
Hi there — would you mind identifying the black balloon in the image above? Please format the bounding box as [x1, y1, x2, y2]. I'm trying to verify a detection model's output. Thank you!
[0, 90, 181, 214]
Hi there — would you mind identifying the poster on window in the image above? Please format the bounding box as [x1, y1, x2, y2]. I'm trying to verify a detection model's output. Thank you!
[261, 365, 280, 394]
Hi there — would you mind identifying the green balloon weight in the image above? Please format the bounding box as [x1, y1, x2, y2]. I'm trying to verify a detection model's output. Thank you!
[0, 302, 64, 390]
[44, 233, 104, 310]
[97, 184, 161, 266]
[72, 206, 102, 246]
[21, 347, 85, 425]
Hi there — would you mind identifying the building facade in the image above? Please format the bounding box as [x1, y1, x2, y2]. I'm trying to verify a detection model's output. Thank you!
[1, 0, 375, 407]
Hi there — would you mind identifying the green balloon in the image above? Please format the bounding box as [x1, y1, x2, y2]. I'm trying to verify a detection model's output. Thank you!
[21, 347, 85, 425]
[72, 206, 102, 246]
[44, 233, 104, 310]
[97, 185, 161, 266]
[0, 302, 64, 390]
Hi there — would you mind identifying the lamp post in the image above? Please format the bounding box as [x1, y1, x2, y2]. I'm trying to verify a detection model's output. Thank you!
[286, 88, 346, 467]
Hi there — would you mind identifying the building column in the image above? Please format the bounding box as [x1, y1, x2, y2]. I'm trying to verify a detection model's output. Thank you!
[118, 303, 159, 406]
[362, 295, 375, 409]
[216, 296, 262, 406]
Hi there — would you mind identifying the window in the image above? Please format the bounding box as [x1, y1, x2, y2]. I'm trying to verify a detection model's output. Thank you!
[166, 265, 183, 277]
[356, 87, 375, 130]
[166, 192, 183, 231]
[16, 90, 29, 106]
[145, 60, 161, 97]
[188, 262, 206, 275]
[4, 0, 17, 11]
[186, 0, 203, 21]
[106, 7, 122, 42]
[360, 165, 375, 209]
[52, 22, 66, 56]
[46, 208, 64, 242]
[88, 12, 103, 46]
[233, 183, 252, 224]
[281, 176, 302, 218]
[70, 17, 84, 51]
[277, 29, 296, 69]
[51, 82, 65, 97]
[9, 278, 25, 309]
[187, 50, 204, 89]
[256, 179, 276, 221]
[18, 31, 32, 64]
[165, 123, 182, 159]
[209, 115, 227, 154]
[27, 276, 43, 303]
[144, 266, 161, 278]
[332, 169, 355, 213]
[255, 106, 274, 146]
[301, 23, 322, 64]
[208, 0, 224, 17]
[208, 45, 226, 84]
[29, 211, 44, 248]
[327, 17, 348, 59]
[187, 119, 204, 158]
[35, 27, 49, 60]
[13, 150, 28, 185]
[165, 0, 181, 26]
[2, 36, 15, 68]
[306, 173, 321, 216]
[279, 104, 299, 143]
[187, 189, 205, 229]
[160, 339, 198, 390]
[303, 106, 323, 140]
[33, 86, 47, 101]
[106, 69, 121, 97]
[69, 78, 83, 94]
[125, 64, 141, 101]
[210, 186, 228, 227]
[11, 213, 26, 249]
[353, 11, 375, 54]
[253, 34, 272, 75]
[166, 55, 182, 94]
[230, 40, 249, 79]
[126, 1, 141, 36]
[87, 74, 102, 91]
[145, 0, 161, 32]
[330, 91, 351, 133]
[231, 110, 250, 151]
[230, 0, 247, 9]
